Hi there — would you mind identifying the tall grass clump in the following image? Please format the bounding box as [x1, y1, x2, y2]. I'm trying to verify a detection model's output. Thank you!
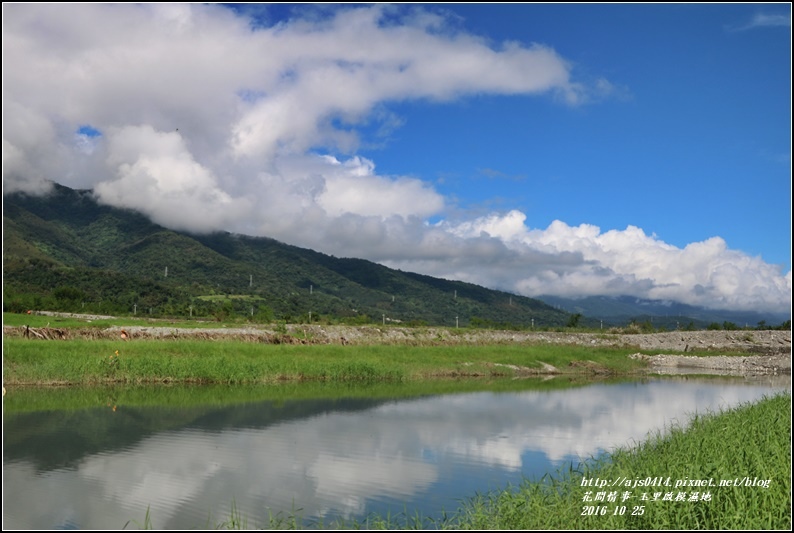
[443, 392, 791, 530]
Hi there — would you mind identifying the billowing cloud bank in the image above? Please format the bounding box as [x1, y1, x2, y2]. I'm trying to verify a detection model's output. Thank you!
[3, 4, 790, 313]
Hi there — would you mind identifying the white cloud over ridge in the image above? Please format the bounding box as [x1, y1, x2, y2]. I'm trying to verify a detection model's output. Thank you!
[438, 211, 791, 313]
[2, 3, 790, 314]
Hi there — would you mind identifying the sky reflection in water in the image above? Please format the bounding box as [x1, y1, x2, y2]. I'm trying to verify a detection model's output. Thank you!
[2, 376, 790, 529]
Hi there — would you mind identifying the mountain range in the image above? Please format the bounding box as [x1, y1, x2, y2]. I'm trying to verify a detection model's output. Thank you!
[3, 183, 568, 328]
[3, 183, 788, 329]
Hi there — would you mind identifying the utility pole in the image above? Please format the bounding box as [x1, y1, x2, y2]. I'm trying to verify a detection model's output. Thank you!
[164, 266, 168, 278]
[456, 316, 459, 328]
[250, 275, 253, 287]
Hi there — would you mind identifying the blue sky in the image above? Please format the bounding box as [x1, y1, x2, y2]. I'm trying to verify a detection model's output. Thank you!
[360, 4, 791, 263]
[3, 3, 791, 313]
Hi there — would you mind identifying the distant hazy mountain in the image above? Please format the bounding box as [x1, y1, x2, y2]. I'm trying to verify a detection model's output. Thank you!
[538, 294, 790, 330]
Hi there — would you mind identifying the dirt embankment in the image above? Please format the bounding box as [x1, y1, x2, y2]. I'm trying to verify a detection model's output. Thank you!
[4, 320, 791, 376]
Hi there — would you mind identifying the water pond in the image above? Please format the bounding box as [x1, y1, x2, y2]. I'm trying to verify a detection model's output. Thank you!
[2, 374, 790, 529]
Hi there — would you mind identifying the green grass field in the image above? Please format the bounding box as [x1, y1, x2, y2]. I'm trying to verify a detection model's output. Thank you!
[2, 337, 650, 386]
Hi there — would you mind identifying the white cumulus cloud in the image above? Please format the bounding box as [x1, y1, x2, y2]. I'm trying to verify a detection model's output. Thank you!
[437, 211, 791, 313]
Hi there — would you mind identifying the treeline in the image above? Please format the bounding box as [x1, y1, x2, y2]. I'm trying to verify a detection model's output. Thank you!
[706, 320, 791, 331]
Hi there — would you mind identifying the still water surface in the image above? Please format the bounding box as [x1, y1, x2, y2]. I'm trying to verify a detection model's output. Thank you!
[3, 375, 790, 529]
